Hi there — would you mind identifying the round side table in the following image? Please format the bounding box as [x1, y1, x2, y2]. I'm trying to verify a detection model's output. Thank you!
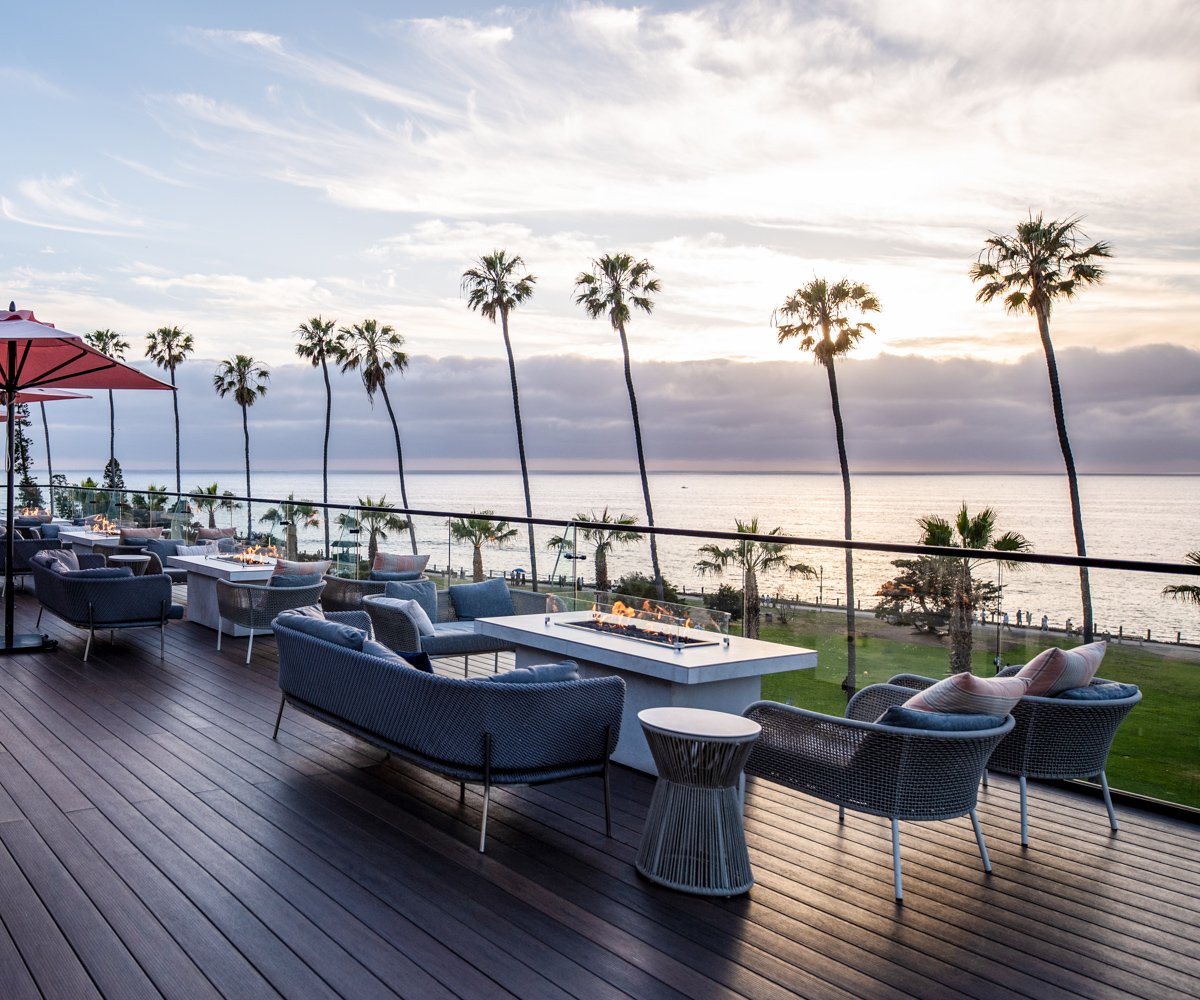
[108, 554, 152, 576]
[636, 706, 761, 896]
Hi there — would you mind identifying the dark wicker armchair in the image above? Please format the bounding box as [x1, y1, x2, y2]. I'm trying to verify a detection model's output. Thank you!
[215, 578, 326, 663]
[744, 684, 1014, 901]
[888, 672, 1141, 846]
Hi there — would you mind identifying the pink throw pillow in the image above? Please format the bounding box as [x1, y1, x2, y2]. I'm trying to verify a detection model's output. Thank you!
[1015, 641, 1106, 696]
[903, 673, 1029, 716]
[372, 552, 430, 575]
[273, 558, 332, 577]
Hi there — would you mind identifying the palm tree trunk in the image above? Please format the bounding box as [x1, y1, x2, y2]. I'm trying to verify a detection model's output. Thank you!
[745, 567, 761, 640]
[40, 402, 53, 517]
[1035, 305, 1093, 642]
[950, 560, 973, 673]
[320, 357, 332, 559]
[616, 322, 663, 601]
[241, 404, 252, 538]
[108, 389, 116, 472]
[501, 309, 538, 591]
[170, 366, 182, 498]
[595, 545, 609, 592]
[378, 381, 418, 554]
[472, 544, 484, 582]
[825, 360, 858, 690]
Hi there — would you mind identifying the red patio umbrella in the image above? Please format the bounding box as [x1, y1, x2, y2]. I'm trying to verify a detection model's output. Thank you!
[1, 308, 173, 654]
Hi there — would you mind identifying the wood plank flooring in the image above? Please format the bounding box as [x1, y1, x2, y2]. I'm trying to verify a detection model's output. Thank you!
[0, 588, 1196, 999]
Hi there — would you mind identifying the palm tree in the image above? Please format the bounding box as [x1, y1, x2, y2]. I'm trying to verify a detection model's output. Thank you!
[84, 329, 130, 477]
[547, 508, 641, 592]
[918, 505, 1031, 674]
[190, 482, 221, 529]
[295, 316, 341, 558]
[259, 494, 320, 560]
[574, 253, 664, 599]
[336, 496, 409, 566]
[774, 277, 880, 690]
[38, 402, 54, 517]
[145, 325, 195, 504]
[337, 319, 417, 554]
[971, 214, 1112, 643]
[212, 355, 270, 537]
[694, 517, 816, 640]
[1163, 551, 1200, 606]
[462, 251, 540, 590]
[450, 511, 519, 582]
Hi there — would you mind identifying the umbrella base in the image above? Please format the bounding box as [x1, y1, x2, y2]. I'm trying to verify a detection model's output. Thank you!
[0, 633, 59, 655]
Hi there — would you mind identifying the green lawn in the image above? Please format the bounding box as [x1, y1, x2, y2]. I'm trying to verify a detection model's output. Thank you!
[756, 611, 1200, 810]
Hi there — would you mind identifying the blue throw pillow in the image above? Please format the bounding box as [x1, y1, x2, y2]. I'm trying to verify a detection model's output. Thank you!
[363, 644, 435, 673]
[144, 538, 181, 560]
[269, 573, 322, 589]
[1057, 682, 1140, 701]
[63, 567, 135, 579]
[448, 577, 515, 621]
[38, 524, 62, 539]
[875, 706, 1007, 731]
[276, 613, 365, 651]
[383, 578, 438, 623]
[368, 569, 424, 582]
[488, 660, 580, 684]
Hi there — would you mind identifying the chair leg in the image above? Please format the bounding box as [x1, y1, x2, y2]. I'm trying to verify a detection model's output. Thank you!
[463, 655, 469, 678]
[1100, 771, 1118, 832]
[891, 818, 903, 903]
[84, 626, 94, 662]
[982, 770, 989, 790]
[479, 784, 491, 853]
[244, 629, 254, 665]
[603, 759, 612, 838]
[160, 624, 166, 660]
[1019, 775, 1029, 847]
[970, 809, 992, 873]
[216, 619, 223, 652]
[271, 694, 285, 739]
[459, 782, 466, 804]
[838, 805, 845, 824]
[36, 606, 43, 628]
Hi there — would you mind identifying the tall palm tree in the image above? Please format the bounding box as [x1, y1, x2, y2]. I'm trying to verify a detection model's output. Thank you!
[462, 251, 540, 590]
[295, 316, 341, 558]
[259, 494, 320, 559]
[337, 319, 418, 554]
[547, 508, 642, 592]
[918, 505, 1031, 674]
[38, 402, 54, 517]
[145, 325, 195, 504]
[213, 355, 270, 538]
[574, 253, 664, 599]
[971, 214, 1112, 643]
[84, 329, 130, 477]
[1163, 551, 1200, 606]
[450, 511, 519, 582]
[774, 277, 880, 690]
[335, 496, 410, 566]
[694, 517, 816, 640]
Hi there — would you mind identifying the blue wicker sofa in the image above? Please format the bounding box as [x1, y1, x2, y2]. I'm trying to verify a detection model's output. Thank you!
[271, 610, 625, 851]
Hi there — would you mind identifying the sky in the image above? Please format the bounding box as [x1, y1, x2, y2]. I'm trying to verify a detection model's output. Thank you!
[2, 1, 1198, 474]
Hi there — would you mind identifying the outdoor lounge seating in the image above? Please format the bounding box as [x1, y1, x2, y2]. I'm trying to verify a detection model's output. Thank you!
[215, 577, 326, 663]
[743, 683, 1014, 901]
[319, 573, 390, 612]
[271, 611, 625, 851]
[30, 551, 183, 661]
[363, 578, 564, 674]
[888, 670, 1142, 846]
[1, 536, 63, 590]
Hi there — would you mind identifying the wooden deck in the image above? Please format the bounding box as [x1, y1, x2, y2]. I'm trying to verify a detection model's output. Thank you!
[0, 589, 1197, 999]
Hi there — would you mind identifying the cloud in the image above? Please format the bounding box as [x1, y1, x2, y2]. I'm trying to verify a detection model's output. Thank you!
[1, 174, 145, 236]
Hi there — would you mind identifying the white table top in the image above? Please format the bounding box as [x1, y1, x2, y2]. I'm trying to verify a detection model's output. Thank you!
[166, 554, 275, 581]
[639, 706, 761, 741]
[58, 529, 123, 547]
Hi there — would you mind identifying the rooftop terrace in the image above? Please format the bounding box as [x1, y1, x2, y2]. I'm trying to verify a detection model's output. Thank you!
[0, 588, 1197, 999]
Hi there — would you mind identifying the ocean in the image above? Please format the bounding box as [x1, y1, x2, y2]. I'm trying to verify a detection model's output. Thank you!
[55, 470, 1199, 640]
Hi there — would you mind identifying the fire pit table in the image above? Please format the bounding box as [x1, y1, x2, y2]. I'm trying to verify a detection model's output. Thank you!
[474, 611, 816, 773]
[166, 553, 275, 634]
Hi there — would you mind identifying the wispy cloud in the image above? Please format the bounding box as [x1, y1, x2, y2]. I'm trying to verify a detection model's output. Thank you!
[1, 174, 144, 236]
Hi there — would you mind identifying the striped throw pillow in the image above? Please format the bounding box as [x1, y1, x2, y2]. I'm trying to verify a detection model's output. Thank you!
[1015, 641, 1106, 696]
[372, 552, 430, 575]
[903, 673, 1029, 716]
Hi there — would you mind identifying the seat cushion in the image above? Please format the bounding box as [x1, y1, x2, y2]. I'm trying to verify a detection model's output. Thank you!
[488, 661, 580, 684]
[1057, 681, 1139, 701]
[902, 673, 1029, 715]
[1013, 641, 1107, 696]
[276, 613, 365, 650]
[875, 706, 1007, 731]
[370, 596, 435, 636]
[372, 552, 430, 575]
[383, 578, 438, 623]
[63, 567, 134, 579]
[270, 573, 323, 588]
[422, 622, 511, 656]
[448, 578, 515, 620]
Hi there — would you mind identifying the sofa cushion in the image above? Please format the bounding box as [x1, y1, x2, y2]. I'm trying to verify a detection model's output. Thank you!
[276, 613, 365, 650]
[875, 706, 1007, 731]
[38, 523, 62, 539]
[383, 578, 438, 623]
[63, 567, 135, 579]
[488, 661, 580, 684]
[422, 622, 510, 657]
[372, 552, 430, 575]
[270, 573, 323, 589]
[448, 578, 514, 620]
[274, 558, 332, 577]
[1057, 681, 1140, 701]
[902, 673, 1028, 716]
[119, 527, 164, 544]
[41, 548, 80, 572]
[1013, 641, 1106, 696]
[371, 596, 436, 636]
[197, 527, 236, 540]
[176, 542, 218, 557]
[368, 569, 424, 582]
[144, 538, 181, 560]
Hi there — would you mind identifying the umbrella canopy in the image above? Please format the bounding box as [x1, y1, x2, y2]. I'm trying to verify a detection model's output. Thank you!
[0, 387, 93, 419]
[1, 309, 174, 654]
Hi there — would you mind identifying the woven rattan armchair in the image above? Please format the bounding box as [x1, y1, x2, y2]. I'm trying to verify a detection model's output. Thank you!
[888, 672, 1142, 846]
[215, 578, 326, 663]
[744, 684, 1014, 901]
[319, 573, 389, 612]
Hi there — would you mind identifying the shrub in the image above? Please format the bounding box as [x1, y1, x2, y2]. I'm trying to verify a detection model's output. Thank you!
[611, 571, 679, 603]
[703, 583, 744, 621]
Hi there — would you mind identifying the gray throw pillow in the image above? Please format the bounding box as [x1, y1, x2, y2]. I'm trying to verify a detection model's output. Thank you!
[875, 706, 1006, 731]
[488, 660, 580, 684]
[383, 578, 438, 623]
[269, 573, 322, 589]
[448, 577, 515, 620]
[276, 613, 365, 650]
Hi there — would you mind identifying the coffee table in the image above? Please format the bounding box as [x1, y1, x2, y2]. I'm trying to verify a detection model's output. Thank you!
[636, 707, 761, 896]
[108, 553, 152, 576]
[166, 554, 275, 633]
